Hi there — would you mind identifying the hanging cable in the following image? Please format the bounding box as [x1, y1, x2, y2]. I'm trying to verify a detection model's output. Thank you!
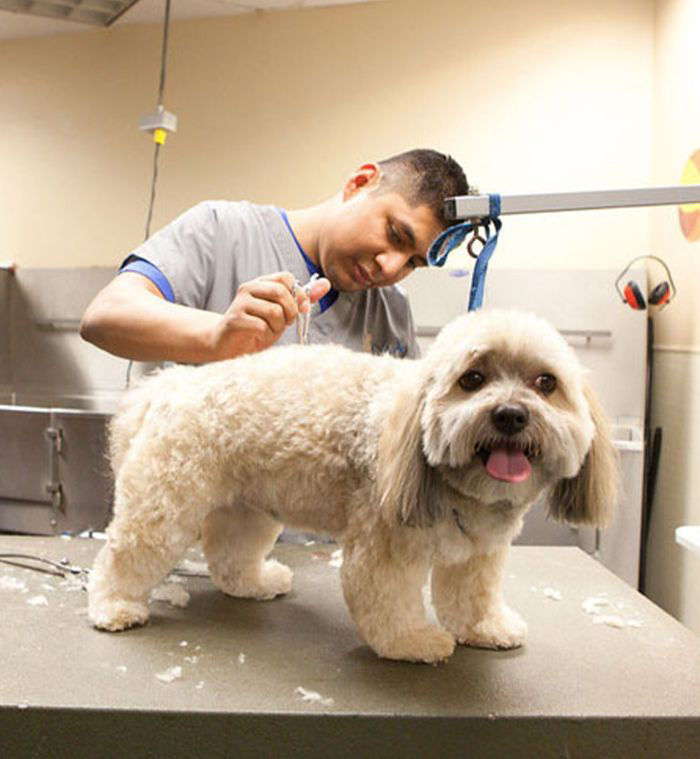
[128, 0, 176, 388]
[143, 0, 173, 242]
[144, 137, 163, 242]
[156, 0, 171, 107]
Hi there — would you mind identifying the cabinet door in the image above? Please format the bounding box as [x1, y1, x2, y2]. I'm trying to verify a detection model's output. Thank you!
[0, 406, 52, 504]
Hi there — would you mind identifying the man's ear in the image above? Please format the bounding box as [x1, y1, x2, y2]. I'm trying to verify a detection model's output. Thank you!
[342, 162, 382, 200]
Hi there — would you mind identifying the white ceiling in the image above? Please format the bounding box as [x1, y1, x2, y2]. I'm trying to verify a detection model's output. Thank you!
[0, 0, 381, 40]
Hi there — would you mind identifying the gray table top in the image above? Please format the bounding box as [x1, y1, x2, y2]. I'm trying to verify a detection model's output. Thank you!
[1, 536, 698, 757]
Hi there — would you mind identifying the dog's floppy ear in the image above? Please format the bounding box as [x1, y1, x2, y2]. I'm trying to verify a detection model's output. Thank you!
[549, 383, 619, 528]
[377, 374, 445, 528]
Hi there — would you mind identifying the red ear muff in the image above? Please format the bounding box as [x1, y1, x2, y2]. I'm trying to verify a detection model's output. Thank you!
[648, 281, 671, 307]
[624, 281, 646, 310]
[616, 256, 676, 310]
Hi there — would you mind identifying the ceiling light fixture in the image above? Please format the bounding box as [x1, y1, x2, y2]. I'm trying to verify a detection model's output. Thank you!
[0, 0, 142, 28]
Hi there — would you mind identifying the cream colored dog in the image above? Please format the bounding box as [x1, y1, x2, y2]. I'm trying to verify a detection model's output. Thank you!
[88, 309, 618, 663]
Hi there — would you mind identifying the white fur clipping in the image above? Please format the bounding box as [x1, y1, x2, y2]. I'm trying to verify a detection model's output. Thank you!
[294, 686, 334, 706]
[150, 583, 191, 608]
[155, 666, 183, 683]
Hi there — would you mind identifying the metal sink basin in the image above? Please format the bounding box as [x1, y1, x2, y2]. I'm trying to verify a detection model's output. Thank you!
[1, 266, 126, 535]
[0, 400, 113, 535]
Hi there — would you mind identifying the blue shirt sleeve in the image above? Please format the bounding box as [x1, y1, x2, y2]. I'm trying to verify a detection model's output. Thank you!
[119, 256, 176, 303]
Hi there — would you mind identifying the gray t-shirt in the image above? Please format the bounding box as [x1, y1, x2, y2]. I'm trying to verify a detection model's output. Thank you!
[124, 201, 418, 358]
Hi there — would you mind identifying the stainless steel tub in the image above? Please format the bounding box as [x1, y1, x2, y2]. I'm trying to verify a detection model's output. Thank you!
[0, 398, 113, 535]
[1, 266, 126, 535]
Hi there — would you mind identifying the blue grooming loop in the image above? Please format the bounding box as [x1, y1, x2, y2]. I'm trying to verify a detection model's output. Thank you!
[427, 194, 502, 312]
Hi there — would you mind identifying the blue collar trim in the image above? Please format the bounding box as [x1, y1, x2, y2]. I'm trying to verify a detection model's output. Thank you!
[278, 208, 338, 313]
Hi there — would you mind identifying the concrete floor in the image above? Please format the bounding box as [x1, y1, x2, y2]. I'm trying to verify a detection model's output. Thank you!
[0, 535, 698, 758]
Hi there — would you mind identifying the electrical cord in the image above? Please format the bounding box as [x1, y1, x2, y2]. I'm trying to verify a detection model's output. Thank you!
[0, 551, 208, 586]
[143, 0, 172, 242]
[127, 0, 173, 389]
[156, 0, 171, 107]
[143, 141, 162, 243]
[0, 553, 89, 586]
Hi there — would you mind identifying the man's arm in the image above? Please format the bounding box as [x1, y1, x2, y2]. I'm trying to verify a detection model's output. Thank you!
[80, 271, 330, 364]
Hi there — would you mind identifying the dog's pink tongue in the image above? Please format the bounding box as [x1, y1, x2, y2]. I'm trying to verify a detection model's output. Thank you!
[485, 446, 532, 483]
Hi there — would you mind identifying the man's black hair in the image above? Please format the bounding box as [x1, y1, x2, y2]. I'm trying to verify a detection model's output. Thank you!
[376, 149, 469, 229]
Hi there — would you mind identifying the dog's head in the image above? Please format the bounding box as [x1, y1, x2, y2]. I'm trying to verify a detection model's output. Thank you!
[378, 309, 618, 529]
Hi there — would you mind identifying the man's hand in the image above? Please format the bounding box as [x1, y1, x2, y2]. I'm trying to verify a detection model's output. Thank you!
[80, 269, 331, 364]
[209, 272, 331, 357]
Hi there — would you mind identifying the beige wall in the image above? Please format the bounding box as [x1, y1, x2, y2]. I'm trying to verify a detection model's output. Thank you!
[3, 0, 699, 632]
[646, 0, 700, 634]
[1, 0, 653, 270]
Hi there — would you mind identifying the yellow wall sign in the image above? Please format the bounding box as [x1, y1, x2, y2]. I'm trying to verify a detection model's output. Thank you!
[679, 149, 700, 242]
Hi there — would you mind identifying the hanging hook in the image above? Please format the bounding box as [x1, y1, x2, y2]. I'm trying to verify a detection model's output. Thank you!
[467, 220, 487, 258]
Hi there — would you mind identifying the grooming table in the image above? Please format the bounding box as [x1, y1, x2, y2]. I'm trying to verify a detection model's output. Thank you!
[0, 537, 698, 758]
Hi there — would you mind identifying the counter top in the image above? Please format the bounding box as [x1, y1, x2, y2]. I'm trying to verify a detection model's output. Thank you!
[0, 536, 698, 758]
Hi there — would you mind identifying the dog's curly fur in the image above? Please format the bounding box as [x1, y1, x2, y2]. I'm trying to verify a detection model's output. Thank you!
[88, 309, 618, 663]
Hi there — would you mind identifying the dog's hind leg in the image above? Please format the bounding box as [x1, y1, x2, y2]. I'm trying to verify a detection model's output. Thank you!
[202, 505, 292, 600]
[430, 547, 527, 650]
[340, 538, 455, 664]
[88, 505, 200, 632]
[88, 490, 202, 632]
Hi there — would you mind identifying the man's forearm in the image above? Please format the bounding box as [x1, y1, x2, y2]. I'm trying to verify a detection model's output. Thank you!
[80, 276, 220, 364]
[80, 270, 321, 364]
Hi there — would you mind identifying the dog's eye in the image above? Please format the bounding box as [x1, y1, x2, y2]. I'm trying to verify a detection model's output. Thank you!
[535, 373, 557, 395]
[458, 370, 486, 392]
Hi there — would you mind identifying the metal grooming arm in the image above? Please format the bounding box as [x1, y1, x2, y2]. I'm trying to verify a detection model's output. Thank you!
[445, 185, 700, 220]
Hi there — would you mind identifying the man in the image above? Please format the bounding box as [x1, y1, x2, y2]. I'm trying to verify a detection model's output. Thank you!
[80, 149, 469, 363]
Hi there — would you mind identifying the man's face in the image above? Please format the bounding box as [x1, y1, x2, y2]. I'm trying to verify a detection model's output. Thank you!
[318, 186, 443, 293]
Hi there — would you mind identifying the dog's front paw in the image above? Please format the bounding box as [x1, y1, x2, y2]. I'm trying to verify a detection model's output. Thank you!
[375, 626, 456, 664]
[89, 598, 150, 632]
[457, 606, 527, 650]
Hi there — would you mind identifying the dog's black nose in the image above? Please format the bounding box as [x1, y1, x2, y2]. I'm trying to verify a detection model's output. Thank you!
[491, 404, 529, 435]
